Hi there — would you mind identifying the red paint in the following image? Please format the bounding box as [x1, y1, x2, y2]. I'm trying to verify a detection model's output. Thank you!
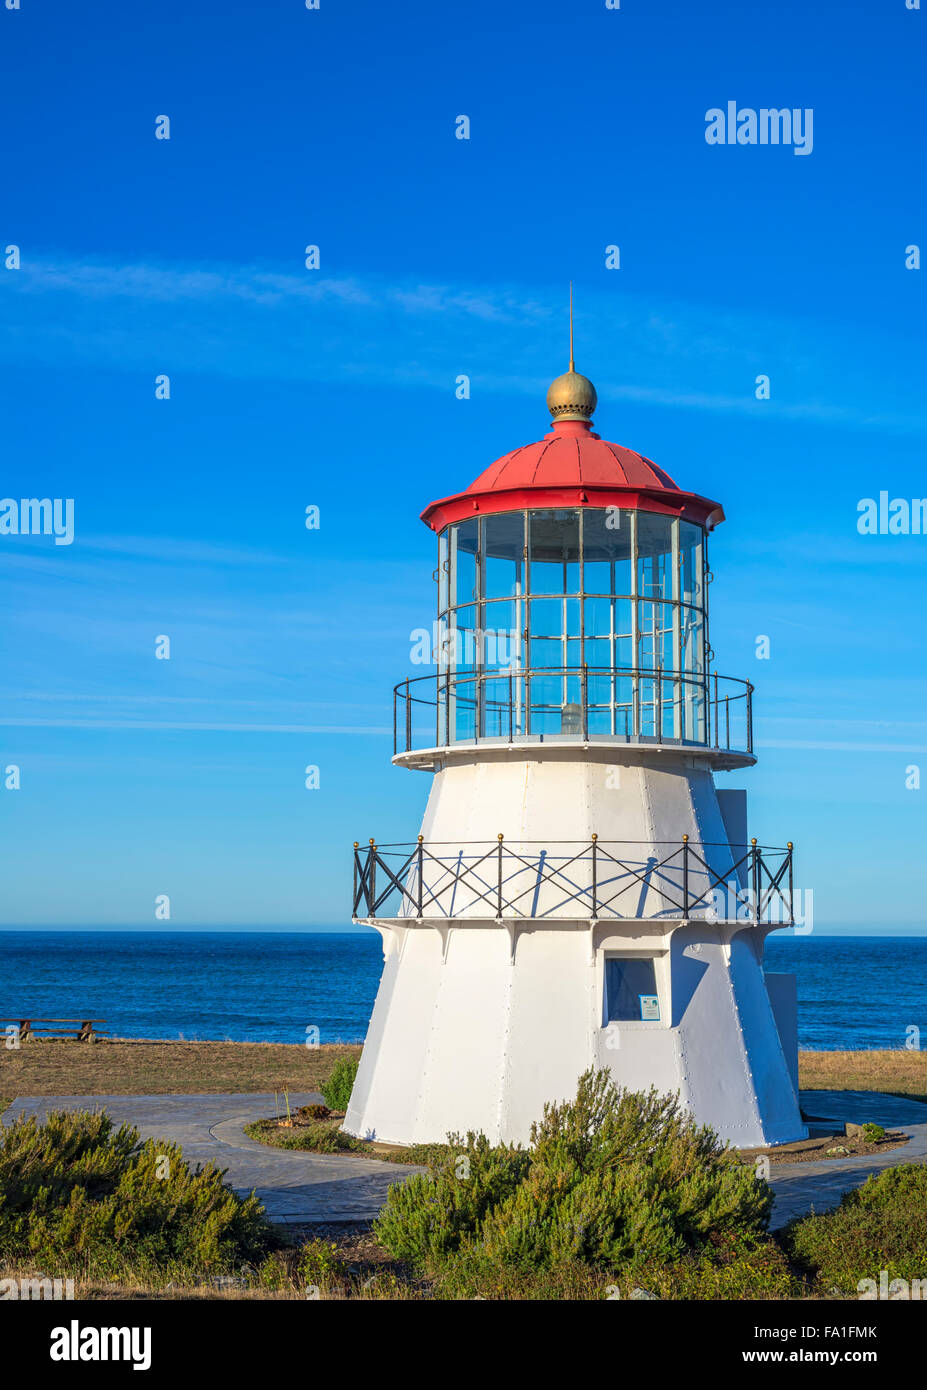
[421, 419, 724, 532]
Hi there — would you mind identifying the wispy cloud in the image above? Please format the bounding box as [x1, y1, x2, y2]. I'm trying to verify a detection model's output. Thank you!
[0, 716, 389, 733]
[2, 255, 925, 435]
[757, 738, 927, 753]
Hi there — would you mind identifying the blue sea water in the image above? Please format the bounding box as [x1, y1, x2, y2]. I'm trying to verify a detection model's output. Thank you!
[0, 931, 923, 1051]
[0, 932, 382, 1046]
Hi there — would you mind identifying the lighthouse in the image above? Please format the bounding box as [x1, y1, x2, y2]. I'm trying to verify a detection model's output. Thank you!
[346, 351, 806, 1150]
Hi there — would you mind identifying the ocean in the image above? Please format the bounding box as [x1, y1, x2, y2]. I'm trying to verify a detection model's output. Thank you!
[0, 931, 923, 1052]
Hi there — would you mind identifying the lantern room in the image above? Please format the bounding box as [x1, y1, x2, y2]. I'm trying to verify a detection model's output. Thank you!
[397, 377, 751, 769]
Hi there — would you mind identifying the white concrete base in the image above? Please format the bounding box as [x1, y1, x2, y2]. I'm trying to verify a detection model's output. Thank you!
[343, 915, 805, 1149]
[344, 749, 806, 1149]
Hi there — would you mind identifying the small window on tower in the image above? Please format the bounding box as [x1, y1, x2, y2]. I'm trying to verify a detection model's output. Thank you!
[605, 957, 660, 1022]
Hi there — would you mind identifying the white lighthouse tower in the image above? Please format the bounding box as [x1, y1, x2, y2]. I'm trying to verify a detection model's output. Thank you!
[345, 352, 805, 1150]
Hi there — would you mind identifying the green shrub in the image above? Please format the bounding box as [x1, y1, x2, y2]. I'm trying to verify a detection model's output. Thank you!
[256, 1253, 291, 1290]
[297, 1237, 347, 1288]
[0, 1109, 273, 1278]
[374, 1070, 771, 1277]
[434, 1233, 802, 1301]
[862, 1123, 886, 1143]
[374, 1132, 530, 1264]
[434, 1254, 607, 1301]
[613, 1233, 803, 1301]
[784, 1163, 927, 1290]
[244, 1117, 364, 1153]
[297, 1103, 331, 1121]
[321, 1055, 359, 1111]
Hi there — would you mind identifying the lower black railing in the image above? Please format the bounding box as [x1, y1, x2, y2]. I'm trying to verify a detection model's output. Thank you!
[352, 837, 794, 924]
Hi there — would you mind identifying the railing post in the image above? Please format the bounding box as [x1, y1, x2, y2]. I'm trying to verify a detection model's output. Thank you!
[369, 839, 377, 916]
[750, 837, 759, 922]
[682, 834, 689, 917]
[405, 679, 412, 752]
[417, 834, 424, 918]
[393, 691, 397, 757]
[353, 841, 359, 915]
[713, 670, 719, 748]
[582, 663, 588, 740]
[725, 695, 730, 749]
[787, 840, 793, 925]
[508, 672, 513, 743]
[445, 674, 451, 747]
[497, 833, 504, 918]
[591, 833, 597, 919]
[746, 681, 754, 755]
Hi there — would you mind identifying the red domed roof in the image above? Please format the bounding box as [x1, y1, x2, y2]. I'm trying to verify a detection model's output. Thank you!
[421, 418, 724, 532]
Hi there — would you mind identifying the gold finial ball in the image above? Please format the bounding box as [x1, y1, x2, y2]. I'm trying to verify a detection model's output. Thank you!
[546, 369, 597, 422]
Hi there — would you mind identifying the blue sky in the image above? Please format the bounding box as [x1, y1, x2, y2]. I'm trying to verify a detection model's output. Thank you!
[1, 0, 925, 930]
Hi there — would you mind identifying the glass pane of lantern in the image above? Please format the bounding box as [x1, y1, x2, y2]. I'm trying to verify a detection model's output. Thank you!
[527, 673, 561, 734]
[531, 638, 562, 669]
[584, 637, 611, 670]
[584, 595, 610, 636]
[482, 512, 525, 599]
[438, 529, 449, 614]
[680, 606, 704, 676]
[636, 513, 673, 601]
[452, 605, 477, 671]
[451, 519, 479, 608]
[661, 678, 678, 739]
[637, 675, 657, 737]
[482, 599, 518, 670]
[481, 674, 511, 738]
[529, 597, 562, 638]
[528, 510, 580, 594]
[452, 675, 477, 743]
[583, 509, 633, 596]
[678, 521, 704, 608]
[684, 681, 706, 743]
[637, 601, 675, 673]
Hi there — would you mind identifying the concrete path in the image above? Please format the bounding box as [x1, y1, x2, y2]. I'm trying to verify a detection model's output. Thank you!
[1, 1093, 419, 1224]
[4, 1088, 926, 1228]
[770, 1089, 927, 1228]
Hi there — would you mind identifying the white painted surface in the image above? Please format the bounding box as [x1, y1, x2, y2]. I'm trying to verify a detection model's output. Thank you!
[345, 746, 806, 1150]
[765, 971, 800, 1100]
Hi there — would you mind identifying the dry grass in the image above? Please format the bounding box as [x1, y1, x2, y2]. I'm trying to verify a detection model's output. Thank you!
[1, 1043, 923, 1108]
[799, 1049, 927, 1102]
[0, 1039, 361, 1098]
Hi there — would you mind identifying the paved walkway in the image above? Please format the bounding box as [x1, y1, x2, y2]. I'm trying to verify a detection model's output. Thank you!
[4, 1088, 926, 1228]
[770, 1090, 927, 1228]
[1, 1093, 418, 1224]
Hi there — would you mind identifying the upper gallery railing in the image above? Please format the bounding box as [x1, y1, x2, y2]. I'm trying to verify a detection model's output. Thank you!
[352, 837, 793, 924]
[393, 666, 753, 757]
